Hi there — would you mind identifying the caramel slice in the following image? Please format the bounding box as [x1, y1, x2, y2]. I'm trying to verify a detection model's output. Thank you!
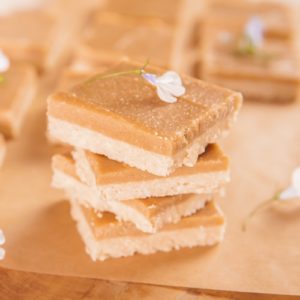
[52, 153, 213, 233]
[0, 7, 76, 72]
[0, 10, 56, 71]
[72, 144, 229, 201]
[47, 61, 242, 176]
[0, 134, 6, 168]
[0, 61, 37, 138]
[77, 12, 175, 70]
[205, 1, 294, 39]
[201, 4, 300, 102]
[69, 198, 225, 261]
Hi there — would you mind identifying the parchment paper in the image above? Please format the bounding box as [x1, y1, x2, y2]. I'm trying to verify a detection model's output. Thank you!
[0, 78, 299, 296]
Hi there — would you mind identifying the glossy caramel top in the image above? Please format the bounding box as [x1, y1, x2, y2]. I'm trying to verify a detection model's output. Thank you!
[81, 200, 224, 239]
[84, 144, 228, 184]
[202, 23, 300, 81]
[49, 62, 242, 155]
[81, 13, 174, 68]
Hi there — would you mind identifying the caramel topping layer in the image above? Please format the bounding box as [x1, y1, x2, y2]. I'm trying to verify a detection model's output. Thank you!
[84, 144, 228, 184]
[48, 62, 242, 156]
[81, 13, 174, 68]
[52, 153, 79, 180]
[81, 200, 224, 240]
[53, 153, 211, 218]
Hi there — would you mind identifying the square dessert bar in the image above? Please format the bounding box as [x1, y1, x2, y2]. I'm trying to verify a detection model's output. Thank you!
[47, 62, 242, 176]
[0, 61, 37, 138]
[0, 9, 69, 72]
[77, 12, 176, 71]
[205, 1, 295, 40]
[0, 134, 6, 168]
[77, 0, 202, 75]
[69, 198, 225, 261]
[201, 22, 300, 103]
[72, 144, 229, 201]
[52, 153, 215, 233]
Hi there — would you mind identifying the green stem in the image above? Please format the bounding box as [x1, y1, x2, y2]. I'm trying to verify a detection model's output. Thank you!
[84, 60, 150, 84]
[242, 191, 281, 231]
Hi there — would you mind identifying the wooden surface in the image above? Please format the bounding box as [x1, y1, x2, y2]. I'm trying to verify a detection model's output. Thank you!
[0, 267, 298, 300]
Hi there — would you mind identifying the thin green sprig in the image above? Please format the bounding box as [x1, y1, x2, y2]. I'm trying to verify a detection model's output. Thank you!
[234, 34, 275, 65]
[235, 34, 257, 56]
[84, 59, 150, 84]
[242, 190, 282, 231]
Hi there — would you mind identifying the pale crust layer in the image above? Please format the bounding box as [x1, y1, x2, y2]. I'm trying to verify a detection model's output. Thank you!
[48, 61, 242, 157]
[0, 62, 37, 138]
[70, 198, 225, 260]
[203, 74, 299, 103]
[74, 144, 229, 185]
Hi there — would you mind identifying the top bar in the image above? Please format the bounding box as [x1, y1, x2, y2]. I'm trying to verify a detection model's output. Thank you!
[47, 61, 242, 176]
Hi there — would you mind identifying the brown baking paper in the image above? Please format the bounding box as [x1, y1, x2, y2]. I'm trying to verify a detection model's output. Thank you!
[0, 82, 300, 296]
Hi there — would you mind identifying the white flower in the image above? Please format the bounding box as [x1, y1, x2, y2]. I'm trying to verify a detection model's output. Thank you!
[279, 167, 300, 200]
[142, 71, 186, 103]
[245, 16, 264, 49]
[0, 229, 5, 260]
[0, 50, 10, 73]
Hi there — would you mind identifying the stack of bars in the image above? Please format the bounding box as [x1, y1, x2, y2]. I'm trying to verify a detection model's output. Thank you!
[47, 61, 242, 261]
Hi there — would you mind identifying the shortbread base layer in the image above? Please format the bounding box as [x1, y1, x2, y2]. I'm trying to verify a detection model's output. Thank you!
[70, 199, 225, 261]
[52, 168, 211, 233]
[48, 116, 233, 176]
[204, 74, 299, 103]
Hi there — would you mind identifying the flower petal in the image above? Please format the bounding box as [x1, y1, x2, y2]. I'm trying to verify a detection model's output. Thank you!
[292, 166, 300, 193]
[142, 73, 157, 85]
[157, 82, 186, 97]
[279, 186, 299, 200]
[156, 86, 177, 103]
[156, 71, 182, 85]
[245, 16, 264, 48]
[0, 229, 5, 245]
[0, 50, 10, 72]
